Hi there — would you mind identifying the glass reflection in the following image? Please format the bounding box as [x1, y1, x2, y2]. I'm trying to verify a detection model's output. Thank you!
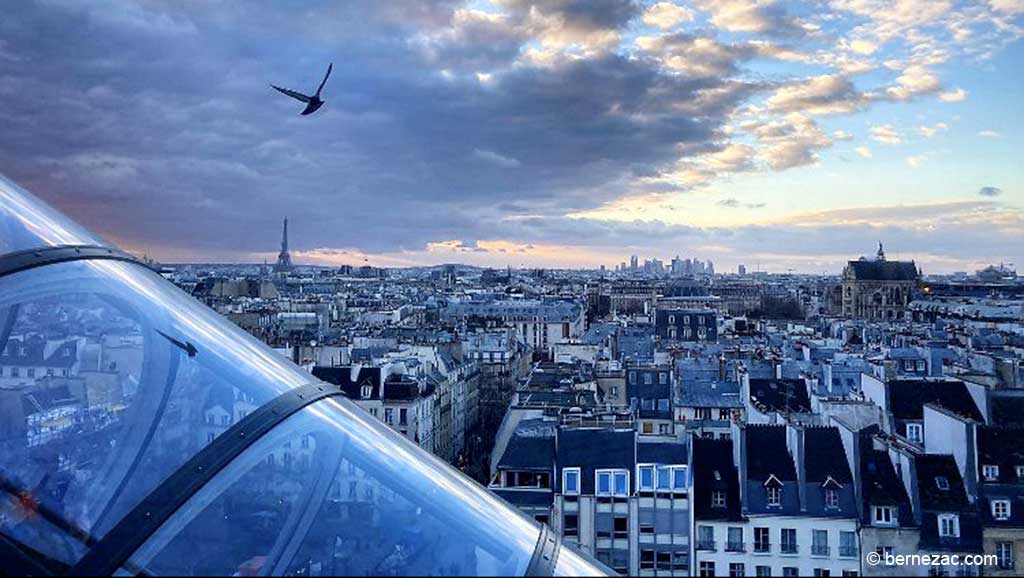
[0, 260, 311, 565]
[0, 174, 104, 256]
[129, 397, 541, 576]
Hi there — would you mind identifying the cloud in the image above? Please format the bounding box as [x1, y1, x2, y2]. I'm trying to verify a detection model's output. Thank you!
[694, 0, 810, 37]
[870, 125, 902, 144]
[765, 75, 868, 115]
[855, 146, 873, 158]
[473, 148, 522, 168]
[978, 186, 1002, 197]
[832, 130, 854, 141]
[939, 87, 968, 102]
[642, 2, 695, 29]
[906, 154, 926, 167]
[978, 129, 1000, 137]
[717, 198, 767, 209]
[918, 122, 948, 137]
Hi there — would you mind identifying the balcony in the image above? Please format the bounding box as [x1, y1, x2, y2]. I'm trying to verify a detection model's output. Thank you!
[839, 546, 858, 558]
[753, 542, 771, 553]
[696, 540, 717, 552]
[726, 542, 746, 553]
[780, 543, 798, 555]
[812, 545, 830, 557]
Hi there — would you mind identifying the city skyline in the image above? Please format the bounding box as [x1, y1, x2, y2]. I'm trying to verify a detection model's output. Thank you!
[1, 0, 1022, 273]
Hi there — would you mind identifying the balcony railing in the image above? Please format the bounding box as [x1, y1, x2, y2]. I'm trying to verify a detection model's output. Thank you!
[696, 540, 717, 551]
[753, 542, 771, 553]
[780, 543, 798, 554]
[812, 545, 830, 556]
[726, 542, 746, 553]
[839, 546, 858, 558]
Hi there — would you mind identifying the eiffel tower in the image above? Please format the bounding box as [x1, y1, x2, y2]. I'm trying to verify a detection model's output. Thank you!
[274, 218, 293, 273]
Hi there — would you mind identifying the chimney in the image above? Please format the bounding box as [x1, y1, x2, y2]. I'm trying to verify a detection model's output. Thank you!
[739, 363, 750, 409]
[786, 423, 807, 512]
[774, 359, 783, 380]
[719, 354, 727, 382]
[824, 360, 833, 395]
[733, 421, 747, 506]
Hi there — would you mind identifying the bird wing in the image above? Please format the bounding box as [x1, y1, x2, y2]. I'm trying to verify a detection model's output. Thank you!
[315, 63, 333, 97]
[271, 85, 311, 103]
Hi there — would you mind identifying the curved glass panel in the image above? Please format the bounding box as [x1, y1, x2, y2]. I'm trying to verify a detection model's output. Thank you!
[0, 174, 105, 256]
[0, 259, 311, 565]
[553, 546, 613, 577]
[126, 397, 541, 576]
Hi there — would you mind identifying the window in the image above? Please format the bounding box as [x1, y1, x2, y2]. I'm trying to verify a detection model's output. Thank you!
[812, 529, 829, 556]
[644, 373, 653, 385]
[384, 408, 394, 425]
[767, 485, 781, 507]
[938, 513, 960, 538]
[992, 499, 1011, 521]
[712, 490, 727, 508]
[1017, 465, 1024, 480]
[754, 527, 770, 552]
[825, 488, 840, 508]
[907, 423, 923, 443]
[839, 531, 857, 557]
[936, 476, 950, 491]
[399, 408, 408, 426]
[361, 384, 372, 399]
[983, 465, 1000, 481]
[27, 368, 35, 378]
[672, 466, 687, 491]
[563, 513, 579, 538]
[695, 407, 712, 420]
[563, 467, 580, 495]
[657, 465, 671, 490]
[727, 527, 744, 552]
[698, 525, 715, 550]
[783, 568, 799, 577]
[873, 505, 896, 526]
[640, 550, 655, 570]
[638, 465, 655, 491]
[596, 469, 629, 497]
[613, 516, 628, 539]
[730, 562, 746, 577]
[813, 570, 831, 577]
[997, 541, 1014, 570]
[781, 528, 797, 554]
[756, 566, 772, 577]
[659, 372, 668, 384]
[700, 561, 716, 577]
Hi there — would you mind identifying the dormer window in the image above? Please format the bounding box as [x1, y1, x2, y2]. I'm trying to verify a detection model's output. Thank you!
[563, 467, 580, 496]
[938, 513, 960, 538]
[361, 385, 372, 399]
[873, 505, 896, 526]
[906, 423, 923, 443]
[992, 499, 1011, 521]
[983, 465, 1000, 482]
[767, 485, 781, 507]
[936, 476, 950, 491]
[825, 489, 840, 509]
[712, 491, 727, 508]
[1017, 466, 1024, 480]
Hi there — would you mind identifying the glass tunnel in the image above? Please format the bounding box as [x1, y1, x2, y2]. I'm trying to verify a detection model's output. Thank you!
[0, 174, 611, 577]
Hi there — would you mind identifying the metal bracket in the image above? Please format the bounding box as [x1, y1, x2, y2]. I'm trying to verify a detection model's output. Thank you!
[71, 383, 344, 576]
[0, 245, 146, 279]
[526, 523, 562, 577]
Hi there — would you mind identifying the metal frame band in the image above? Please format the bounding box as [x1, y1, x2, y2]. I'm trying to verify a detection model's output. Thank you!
[526, 523, 562, 577]
[0, 245, 146, 279]
[72, 383, 344, 576]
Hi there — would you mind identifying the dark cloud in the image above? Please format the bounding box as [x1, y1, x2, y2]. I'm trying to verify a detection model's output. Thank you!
[0, 0, 745, 259]
[978, 186, 1002, 197]
[717, 198, 766, 209]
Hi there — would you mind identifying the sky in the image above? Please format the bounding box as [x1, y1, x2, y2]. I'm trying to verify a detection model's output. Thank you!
[0, 0, 1021, 273]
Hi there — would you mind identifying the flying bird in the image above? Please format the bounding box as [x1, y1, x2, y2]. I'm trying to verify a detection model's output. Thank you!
[271, 63, 332, 116]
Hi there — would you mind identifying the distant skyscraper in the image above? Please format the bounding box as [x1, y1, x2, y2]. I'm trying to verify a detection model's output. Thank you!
[738, 264, 747, 276]
[274, 217, 293, 272]
[630, 255, 638, 271]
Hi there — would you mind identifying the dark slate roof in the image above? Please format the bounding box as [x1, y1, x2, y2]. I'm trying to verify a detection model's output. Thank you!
[1, 337, 77, 368]
[556, 428, 635, 495]
[916, 454, 969, 511]
[846, 259, 919, 281]
[692, 437, 743, 522]
[804, 426, 853, 484]
[499, 427, 556, 471]
[859, 429, 913, 525]
[493, 488, 554, 509]
[977, 427, 1024, 484]
[990, 395, 1024, 427]
[887, 380, 983, 422]
[636, 440, 688, 465]
[749, 378, 811, 414]
[312, 366, 382, 399]
[745, 425, 796, 481]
